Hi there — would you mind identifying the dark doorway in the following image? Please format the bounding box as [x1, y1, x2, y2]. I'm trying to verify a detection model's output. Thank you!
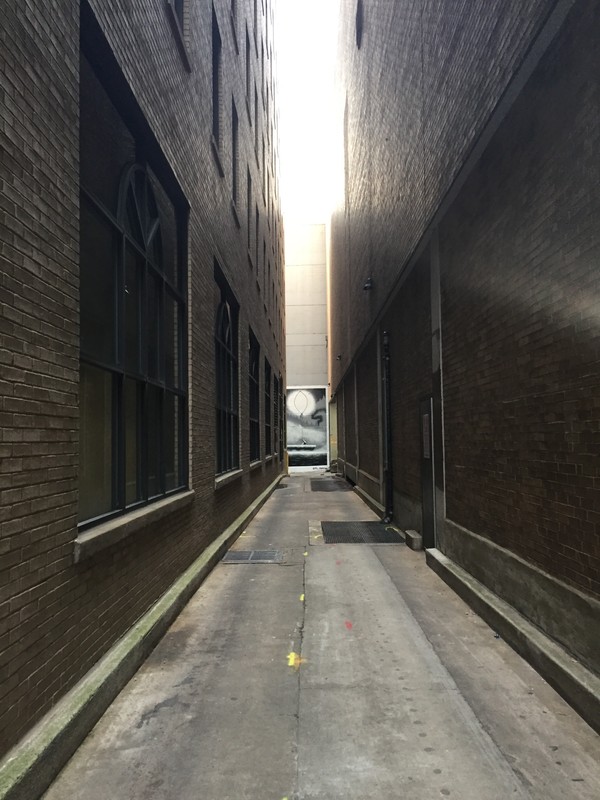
[420, 395, 436, 548]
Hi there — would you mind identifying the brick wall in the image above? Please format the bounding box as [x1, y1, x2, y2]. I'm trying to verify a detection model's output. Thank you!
[356, 335, 380, 482]
[0, 0, 285, 756]
[331, 0, 600, 600]
[382, 257, 432, 506]
[441, 2, 600, 597]
[330, 0, 556, 391]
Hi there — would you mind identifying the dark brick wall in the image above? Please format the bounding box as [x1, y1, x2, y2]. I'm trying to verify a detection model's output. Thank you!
[356, 335, 380, 480]
[441, 2, 600, 598]
[337, 382, 345, 462]
[330, 0, 556, 391]
[0, 0, 285, 756]
[344, 368, 357, 469]
[331, 0, 600, 600]
[382, 257, 432, 505]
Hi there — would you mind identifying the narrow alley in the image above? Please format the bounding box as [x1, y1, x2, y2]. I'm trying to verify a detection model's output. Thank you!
[42, 475, 599, 800]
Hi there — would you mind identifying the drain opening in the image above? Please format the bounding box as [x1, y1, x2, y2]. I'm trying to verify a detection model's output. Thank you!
[222, 550, 282, 564]
[320, 521, 404, 544]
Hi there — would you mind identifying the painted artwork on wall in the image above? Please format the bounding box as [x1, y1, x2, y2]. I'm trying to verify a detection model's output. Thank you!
[286, 387, 328, 467]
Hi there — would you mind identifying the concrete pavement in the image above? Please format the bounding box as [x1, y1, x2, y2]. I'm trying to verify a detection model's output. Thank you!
[43, 473, 600, 799]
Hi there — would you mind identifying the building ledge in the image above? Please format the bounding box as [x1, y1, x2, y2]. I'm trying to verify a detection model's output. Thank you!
[74, 490, 195, 563]
[214, 468, 243, 490]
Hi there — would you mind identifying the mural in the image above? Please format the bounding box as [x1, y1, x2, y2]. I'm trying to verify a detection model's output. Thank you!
[286, 387, 328, 467]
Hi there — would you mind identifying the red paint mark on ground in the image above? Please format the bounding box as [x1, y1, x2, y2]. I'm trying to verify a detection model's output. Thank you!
[345, 621, 353, 630]
[336, 560, 342, 566]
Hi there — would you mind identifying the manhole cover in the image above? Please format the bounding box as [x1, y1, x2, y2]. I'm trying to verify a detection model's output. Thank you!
[310, 479, 352, 492]
[320, 521, 404, 544]
[222, 550, 282, 564]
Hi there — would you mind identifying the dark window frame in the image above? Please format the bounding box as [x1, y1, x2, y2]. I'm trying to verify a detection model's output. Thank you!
[264, 358, 272, 455]
[249, 330, 260, 462]
[79, 165, 187, 528]
[215, 271, 240, 474]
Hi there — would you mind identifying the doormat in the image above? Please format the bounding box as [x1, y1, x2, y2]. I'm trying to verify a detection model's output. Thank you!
[310, 478, 352, 492]
[222, 550, 283, 564]
[320, 521, 404, 544]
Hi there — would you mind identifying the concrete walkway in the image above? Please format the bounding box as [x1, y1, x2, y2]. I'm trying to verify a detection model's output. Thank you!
[43, 474, 600, 800]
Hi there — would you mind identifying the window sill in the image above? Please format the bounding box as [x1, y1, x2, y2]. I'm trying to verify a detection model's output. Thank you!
[250, 459, 262, 472]
[215, 468, 243, 490]
[165, 1, 192, 73]
[74, 489, 195, 563]
[211, 135, 225, 177]
[266, 454, 274, 463]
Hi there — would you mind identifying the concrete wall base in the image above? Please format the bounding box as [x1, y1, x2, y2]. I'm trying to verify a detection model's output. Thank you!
[0, 475, 283, 800]
[426, 547, 600, 734]
[442, 520, 600, 675]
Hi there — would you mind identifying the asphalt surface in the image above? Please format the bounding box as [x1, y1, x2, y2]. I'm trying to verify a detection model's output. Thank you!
[43, 473, 600, 799]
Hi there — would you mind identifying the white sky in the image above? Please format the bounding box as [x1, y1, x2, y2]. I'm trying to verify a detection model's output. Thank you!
[275, 1, 340, 224]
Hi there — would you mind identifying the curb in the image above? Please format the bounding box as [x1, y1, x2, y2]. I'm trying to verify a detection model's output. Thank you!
[0, 475, 282, 800]
[426, 547, 600, 734]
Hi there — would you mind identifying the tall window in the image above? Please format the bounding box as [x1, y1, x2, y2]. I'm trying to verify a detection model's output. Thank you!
[232, 100, 239, 206]
[245, 27, 251, 101]
[249, 331, 260, 462]
[254, 85, 259, 153]
[247, 168, 252, 256]
[174, 0, 185, 27]
[278, 373, 284, 459]
[255, 205, 260, 270]
[212, 8, 222, 146]
[215, 275, 239, 474]
[273, 374, 279, 457]
[264, 359, 272, 455]
[79, 56, 186, 526]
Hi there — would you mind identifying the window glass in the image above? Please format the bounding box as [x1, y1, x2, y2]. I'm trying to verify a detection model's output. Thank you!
[80, 198, 116, 365]
[215, 288, 239, 473]
[147, 274, 161, 379]
[125, 246, 142, 373]
[79, 364, 113, 521]
[125, 378, 141, 505]
[165, 293, 180, 389]
[147, 385, 161, 498]
[80, 56, 135, 215]
[79, 54, 187, 527]
[164, 391, 181, 491]
[149, 170, 178, 286]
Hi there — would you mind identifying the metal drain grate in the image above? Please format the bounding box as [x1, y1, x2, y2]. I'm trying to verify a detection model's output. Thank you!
[310, 479, 352, 492]
[320, 521, 404, 544]
[222, 550, 282, 564]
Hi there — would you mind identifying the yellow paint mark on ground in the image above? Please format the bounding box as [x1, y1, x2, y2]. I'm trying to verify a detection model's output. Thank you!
[303, 551, 308, 556]
[287, 652, 306, 670]
[300, 594, 305, 602]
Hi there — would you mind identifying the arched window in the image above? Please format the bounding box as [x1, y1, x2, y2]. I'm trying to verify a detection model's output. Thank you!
[79, 56, 187, 525]
[215, 285, 239, 473]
